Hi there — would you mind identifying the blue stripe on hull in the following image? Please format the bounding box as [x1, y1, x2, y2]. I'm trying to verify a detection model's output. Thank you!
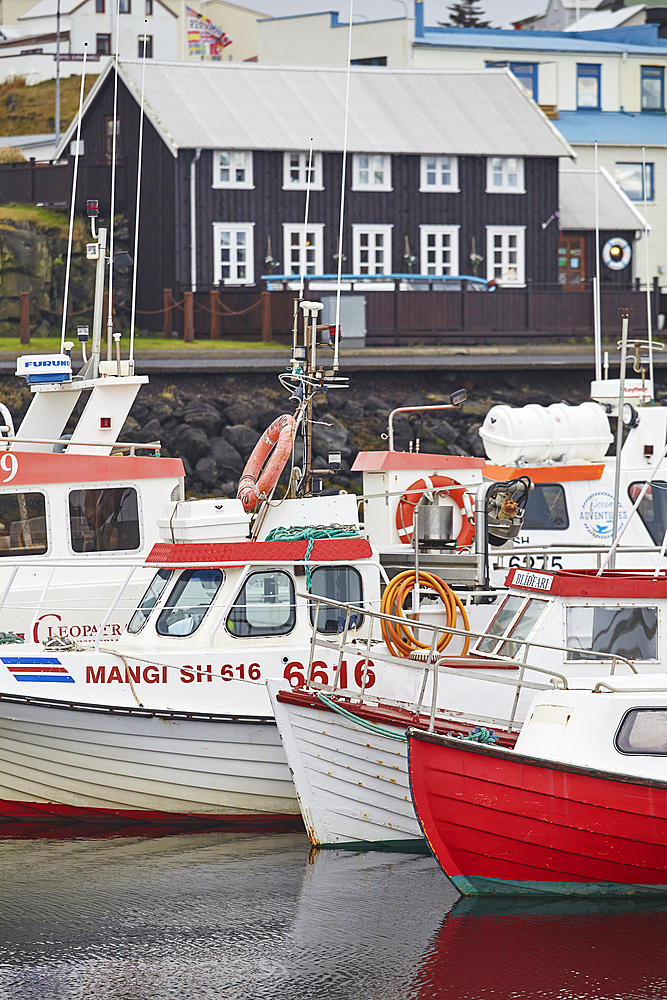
[12, 675, 75, 683]
[451, 874, 667, 898]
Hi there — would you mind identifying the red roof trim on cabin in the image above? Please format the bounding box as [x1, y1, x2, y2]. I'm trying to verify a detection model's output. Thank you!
[146, 537, 374, 567]
[506, 567, 667, 599]
[351, 451, 485, 472]
[484, 464, 605, 483]
[0, 451, 184, 486]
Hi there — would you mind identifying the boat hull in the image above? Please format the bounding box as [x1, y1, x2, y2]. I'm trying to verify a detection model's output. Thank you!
[0, 693, 301, 826]
[408, 731, 667, 896]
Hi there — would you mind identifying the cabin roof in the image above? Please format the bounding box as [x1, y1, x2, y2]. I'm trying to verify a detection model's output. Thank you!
[146, 538, 374, 567]
[352, 452, 486, 472]
[57, 61, 574, 160]
[507, 567, 667, 599]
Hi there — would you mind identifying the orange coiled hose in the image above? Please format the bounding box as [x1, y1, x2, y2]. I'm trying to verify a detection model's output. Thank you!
[380, 570, 470, 658]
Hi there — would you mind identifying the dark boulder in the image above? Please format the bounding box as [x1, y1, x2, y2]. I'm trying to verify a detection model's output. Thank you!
[223, 424, 262, 459]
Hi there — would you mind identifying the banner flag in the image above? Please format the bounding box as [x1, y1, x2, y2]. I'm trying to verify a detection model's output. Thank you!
[185, 5, 232, 58]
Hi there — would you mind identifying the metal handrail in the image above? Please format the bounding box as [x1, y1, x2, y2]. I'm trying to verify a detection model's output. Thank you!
[297, 590, 639, 734]
[0, 436, 161, 455]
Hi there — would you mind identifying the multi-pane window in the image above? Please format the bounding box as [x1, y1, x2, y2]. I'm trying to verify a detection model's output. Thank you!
[213, 223, 255, 285]
[96, 33, 111, 55]
[352, 225, 393, 275]
[213, 150, 253, 189]
[283, 224, 324, 276]
[642, 66, 664, 111]
[119, 0, 130, 12]
[486, 226, 526, 285]
[419, 155, 458, 192]
[282, 152, 323, 190]
[138, 34, 152, 58]
[352, 154, 392, 191]
[616, 162, 654, 202]
[487, 156, 524, 193]
[486, 61, 538, 101]
[577, 64, 601, 109]
[419, 226, 459, 276]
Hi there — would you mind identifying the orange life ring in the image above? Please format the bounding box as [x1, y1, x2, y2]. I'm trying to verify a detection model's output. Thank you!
[396, 475, 474, 551]
[237, 414, 296, 513]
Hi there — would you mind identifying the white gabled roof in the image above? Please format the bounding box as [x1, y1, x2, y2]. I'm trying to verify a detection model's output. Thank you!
[559, 166, 649, 231]
[57, 60, 574, 160]
[564, 4, 647, 31]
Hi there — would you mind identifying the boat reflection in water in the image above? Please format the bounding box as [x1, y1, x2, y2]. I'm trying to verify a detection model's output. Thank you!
[1, 835, 666, 999]
[413, 896, 667, 999]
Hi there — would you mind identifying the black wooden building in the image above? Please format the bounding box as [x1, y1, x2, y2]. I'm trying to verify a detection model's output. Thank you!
[52, 60, 641, 317]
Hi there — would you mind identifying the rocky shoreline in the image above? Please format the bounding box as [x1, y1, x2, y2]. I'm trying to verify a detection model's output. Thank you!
[0, 364, 653, 498]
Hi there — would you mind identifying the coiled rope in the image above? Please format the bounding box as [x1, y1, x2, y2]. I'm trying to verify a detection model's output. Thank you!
[264, 524, 360, 589]
[380, 570, 470, 658]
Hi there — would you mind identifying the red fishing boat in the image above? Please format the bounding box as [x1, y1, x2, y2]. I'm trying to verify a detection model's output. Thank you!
[408, 673, 667, 896]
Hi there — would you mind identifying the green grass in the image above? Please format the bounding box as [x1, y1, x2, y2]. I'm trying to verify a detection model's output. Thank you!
[0, 203, 87, 239]
[0, 75, 98, 137]
[0, 336, 285, 353]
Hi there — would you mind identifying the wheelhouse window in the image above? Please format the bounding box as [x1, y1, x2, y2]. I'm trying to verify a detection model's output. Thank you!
[577, 64, 601, 110]
[352, 154, 392, 191]
[475, 595, 548, 657]
[630, 481, 667, 543]
[156, 569, 223, 637]
[227, 570, 295, 638]
[352, 225, 393, 276]
[642, 66, 664, 111]
[419, 155, 458, 192]
[0, 491, 48, 556]
[213, 223, 255, 286]
[309, 566, 363, 633]
[523, 484, 569, 530]
[419, 225, 459, 276]
[617, 709, 667, 754]
[128, 568, 171, 634]
[565, 606, 658, 661]
[213, 150, 253, 189]
[616, 163, 654, 202]
[486, 226, 525, 286]
[69, 488, 140, 553]
[283, 224, 324, 276]
[282, 152, 323, 190]
[486, 157, 524, 194]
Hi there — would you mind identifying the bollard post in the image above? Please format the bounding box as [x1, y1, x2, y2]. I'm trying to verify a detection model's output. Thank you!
[261, 290, 272, 342]
[183, 291, 194, 343]
[19, 291, 29, 345]
[210, 289, 221, 340]
[163, 288, 173, 338]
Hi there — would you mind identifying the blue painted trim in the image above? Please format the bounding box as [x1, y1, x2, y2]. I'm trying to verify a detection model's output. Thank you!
[450, 874, 667, 897]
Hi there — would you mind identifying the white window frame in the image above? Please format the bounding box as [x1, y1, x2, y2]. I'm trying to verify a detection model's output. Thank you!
[282, 152, 324, 191]
[486, 226, 526, 287]
[419, 155, 459, 193]
[352, 224, 393, 276]
[352, 153, 392, 192]
[486, 156, 525, 194]
[282, 224, 325, 277]
[419, 225, 460, 277]
[212, 150, 254, 190]
[213, 223, 255, 286]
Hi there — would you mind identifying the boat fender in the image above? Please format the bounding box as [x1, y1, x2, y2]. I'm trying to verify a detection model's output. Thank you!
[237, 414, 296, 513]
[396, 475, 474, 551]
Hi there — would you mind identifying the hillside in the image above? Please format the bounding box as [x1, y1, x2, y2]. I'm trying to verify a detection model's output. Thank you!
[0, 74, 98, 137]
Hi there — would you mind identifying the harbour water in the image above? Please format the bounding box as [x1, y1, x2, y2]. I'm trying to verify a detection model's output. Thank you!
[0, 830, 666, 999]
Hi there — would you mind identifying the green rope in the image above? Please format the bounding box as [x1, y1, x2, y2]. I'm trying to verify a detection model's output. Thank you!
[0, 632, 24, 644]
[447, 726, 498, 744]
[265, 524, 360, 591]
[316, 691, 407, 742]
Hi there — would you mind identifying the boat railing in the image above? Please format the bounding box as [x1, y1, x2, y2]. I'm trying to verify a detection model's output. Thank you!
[0, 436, 161, 456]
[298, 592, 638, 733]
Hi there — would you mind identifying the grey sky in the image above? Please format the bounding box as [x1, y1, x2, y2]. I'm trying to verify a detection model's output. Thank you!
[250, 0, 545, 29]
